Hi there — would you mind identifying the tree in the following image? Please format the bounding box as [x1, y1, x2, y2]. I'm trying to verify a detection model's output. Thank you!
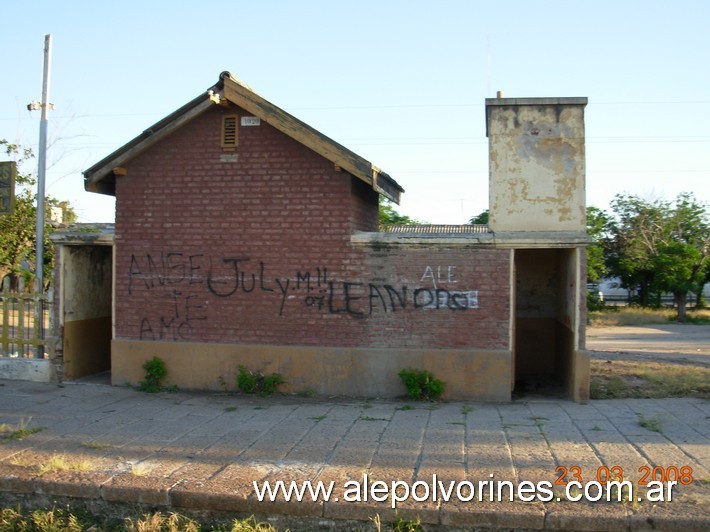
[586, 206, 610, 283]
[670, 192, 710, 309]
[379, 197, 420, 227]
[606, 192, 709, 320]
[654, 241, 702, 321]
[0, 139, 74, 291]
[469, 209, 489, 225]
[606, 194, 668, 306]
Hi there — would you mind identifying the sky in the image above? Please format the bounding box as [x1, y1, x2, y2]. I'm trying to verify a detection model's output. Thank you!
[1, 0, 708, 224]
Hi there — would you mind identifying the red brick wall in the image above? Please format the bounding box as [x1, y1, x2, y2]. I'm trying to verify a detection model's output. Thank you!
[115, 105, 510, 350]
[350, 177, 380, 232]
[359, 247, 510, 349]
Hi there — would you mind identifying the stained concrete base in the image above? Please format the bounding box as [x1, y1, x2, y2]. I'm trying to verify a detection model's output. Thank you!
[112, 339, 513, 402]
[0, 358, 50, 382]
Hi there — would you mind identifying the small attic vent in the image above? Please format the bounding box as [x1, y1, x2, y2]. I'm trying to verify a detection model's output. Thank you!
[221, 115, 238, 151]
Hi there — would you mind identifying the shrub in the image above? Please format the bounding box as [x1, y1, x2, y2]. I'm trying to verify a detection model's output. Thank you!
[398, 368, 445, 401]
[237, 366, 284, 397]
[139, 356, 167, 393]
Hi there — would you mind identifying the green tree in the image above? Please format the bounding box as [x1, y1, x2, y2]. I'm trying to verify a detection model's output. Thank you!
[606, 192, 709, 320]
[670, 192, 710, 309]
[379, 197, 420, 227]
[586, 206, 610, 283]
[654, 241, 702, 321]
[607, 194, 668, 306]
[469, 209, 489, 225]
[0, 139, 74, 291]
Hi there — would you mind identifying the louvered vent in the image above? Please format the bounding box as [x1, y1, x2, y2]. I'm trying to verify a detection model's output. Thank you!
[221, 115, 238, 151]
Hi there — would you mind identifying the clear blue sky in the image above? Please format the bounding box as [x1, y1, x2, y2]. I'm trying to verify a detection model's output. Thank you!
[1, 0, 708, 224]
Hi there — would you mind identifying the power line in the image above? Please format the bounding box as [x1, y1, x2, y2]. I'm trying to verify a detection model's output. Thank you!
[2, 99, 710, 122]
[36, 135, 710, 149]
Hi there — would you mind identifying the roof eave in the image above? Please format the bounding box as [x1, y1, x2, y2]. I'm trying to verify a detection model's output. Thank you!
[221, 73, 403, 203]
[84, 92, 220, 195]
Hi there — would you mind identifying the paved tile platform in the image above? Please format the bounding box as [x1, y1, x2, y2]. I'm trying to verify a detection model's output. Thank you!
[0, 379, 708, 530]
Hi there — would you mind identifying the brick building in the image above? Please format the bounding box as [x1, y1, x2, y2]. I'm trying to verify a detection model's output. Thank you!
[52, 73, 590, 401]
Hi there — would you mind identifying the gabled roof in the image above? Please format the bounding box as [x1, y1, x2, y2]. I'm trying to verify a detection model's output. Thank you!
[83, 72, 403, 203]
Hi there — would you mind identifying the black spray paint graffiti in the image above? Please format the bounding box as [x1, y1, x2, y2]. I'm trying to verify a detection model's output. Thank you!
[138, 289, 207, 341]
[128, 252, 478, 339]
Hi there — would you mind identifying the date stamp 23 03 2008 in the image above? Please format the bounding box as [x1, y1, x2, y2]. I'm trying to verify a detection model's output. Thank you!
[553, 464, 697, 503]
[555, 464, 695, 487]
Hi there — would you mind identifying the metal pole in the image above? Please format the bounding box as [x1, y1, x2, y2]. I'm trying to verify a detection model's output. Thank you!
[35, 34, 51, 355]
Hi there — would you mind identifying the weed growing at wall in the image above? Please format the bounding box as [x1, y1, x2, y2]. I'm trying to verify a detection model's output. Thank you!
[139, 356, 167, 393]
[398, 368, 445, 401]
[237, 365, 284, 397]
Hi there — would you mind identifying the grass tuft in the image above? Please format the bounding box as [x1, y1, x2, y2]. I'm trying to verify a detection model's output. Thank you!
[638, 415, 663, 433]
[0, 506, 280, 531]
[125, 511, 200, 532]
[81, 440, 114, 450]
[129, 462, 152, 476]
[389, 516, 423, 531]
[1, 506, 83, 531]
[12, 453, 94, 474]
[40, 455, 94, 475]
[0, 418, 44, 442]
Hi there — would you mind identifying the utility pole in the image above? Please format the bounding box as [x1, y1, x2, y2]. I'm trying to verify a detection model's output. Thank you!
[35, 34, 52, 295]
[29, 34, 52, 355]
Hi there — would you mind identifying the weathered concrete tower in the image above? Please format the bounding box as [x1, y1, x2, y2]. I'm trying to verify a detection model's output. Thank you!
[486, 96, 590, 402]
[487, 97, 587, 233]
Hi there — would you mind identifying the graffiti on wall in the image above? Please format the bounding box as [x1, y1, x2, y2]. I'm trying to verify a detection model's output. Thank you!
[128, 252, 479, 340]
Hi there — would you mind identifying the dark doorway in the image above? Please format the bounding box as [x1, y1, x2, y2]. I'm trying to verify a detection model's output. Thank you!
[513, 248, 578, 398]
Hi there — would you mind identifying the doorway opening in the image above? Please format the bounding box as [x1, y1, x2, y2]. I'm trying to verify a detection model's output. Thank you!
[60, 244, 113, 382]
[513, 248, 578, 398]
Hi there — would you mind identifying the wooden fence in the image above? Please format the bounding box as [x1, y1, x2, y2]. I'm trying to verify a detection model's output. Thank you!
[0, 291, 51, 358]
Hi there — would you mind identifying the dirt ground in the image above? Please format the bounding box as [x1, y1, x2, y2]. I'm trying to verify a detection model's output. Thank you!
[586, 323, 710, 366]
[586, 322, 710, 399]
